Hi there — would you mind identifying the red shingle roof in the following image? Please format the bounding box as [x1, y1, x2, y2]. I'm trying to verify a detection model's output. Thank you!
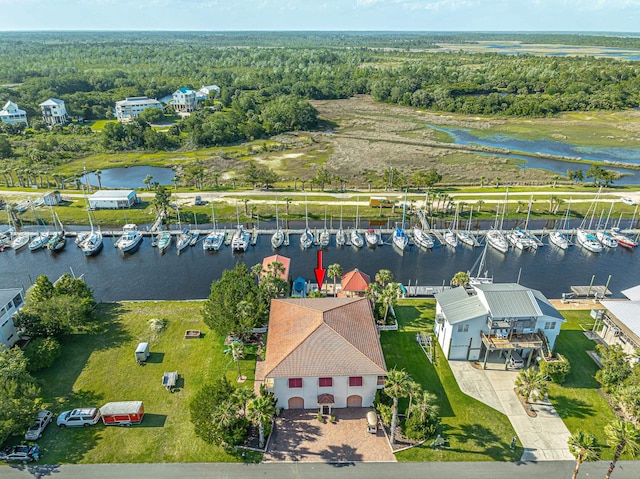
[261, 254, 291, 281]
[263, 298, 387, 378]
[341, 269, 371, 292]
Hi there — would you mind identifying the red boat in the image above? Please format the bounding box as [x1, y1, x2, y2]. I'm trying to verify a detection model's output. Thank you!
[610, 228, 638, 248]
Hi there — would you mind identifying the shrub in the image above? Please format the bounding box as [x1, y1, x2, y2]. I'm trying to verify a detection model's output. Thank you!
[539, 354, 571, 384]
[377, 403, 393, 427]
[23, 337, 62, 373]
[403, 413, 440, 441]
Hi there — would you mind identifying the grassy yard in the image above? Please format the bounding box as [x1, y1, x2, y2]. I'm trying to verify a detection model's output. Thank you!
[381, 300, 521, 462]
[549, 310, 624, 460]
[33, 301, 260, 464]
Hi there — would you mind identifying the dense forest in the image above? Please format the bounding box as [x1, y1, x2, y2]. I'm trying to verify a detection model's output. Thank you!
[0, 31, 639, 182]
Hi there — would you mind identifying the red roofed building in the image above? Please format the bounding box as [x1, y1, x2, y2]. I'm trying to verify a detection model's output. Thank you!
[261, 254, 291, 282]
[262, 298, 387, 411]
[340, 268, 371, 297]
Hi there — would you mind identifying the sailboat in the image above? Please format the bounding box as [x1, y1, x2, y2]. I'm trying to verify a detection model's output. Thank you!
[350, 199, 364, 248]
[468, 242, 493, 285]
[335, 206, 346, 247]
[444, 205, 458, 248]
[576, 188, 603, 253]
[175, 203, 191, 254]
[319, 207, 330, 248]
[203, 200, 225, 251]
[365, 228, 379, 247]
[596, 204, 617, 248]
[28, 206, 49, 252]
[271, 197, 285, 249]
[46, 208, 66, 252]
[413, 224, 434, 249]
[78, 192, 103, 256]
[300, 198, 314, 249]
[392, 191, 409, 251]
[231, 201, 250, 252]
[550, 199, 571, 250]
[457, 207, 476, 247]
[485, 195, 508, 254]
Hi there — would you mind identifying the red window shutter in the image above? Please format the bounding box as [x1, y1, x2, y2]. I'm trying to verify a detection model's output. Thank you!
[288, 378, 302, 388]
[319, 377, 333, 387]
[349, 376, 363, 387]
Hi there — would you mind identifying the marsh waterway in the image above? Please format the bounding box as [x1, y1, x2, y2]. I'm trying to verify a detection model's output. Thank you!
[429, 125, 640, 184]
[1, 220, 638, 302]
[81, 166, 175, 189]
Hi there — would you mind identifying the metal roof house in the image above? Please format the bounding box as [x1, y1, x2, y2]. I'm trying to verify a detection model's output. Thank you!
[0, 288, 25, 349]
[261, 298, 387, 411]
[434, 283, 564, 369]
[115, 97, 163, 123]
[88, 190, 138, 209]
[171, 87, 197, 113]
[39, 98, 68, 127]
[598, 286, 640, 360]
[0, 101, 28, 127]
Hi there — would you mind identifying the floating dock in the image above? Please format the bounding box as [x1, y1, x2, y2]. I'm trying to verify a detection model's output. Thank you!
[570, 285, 612, 298]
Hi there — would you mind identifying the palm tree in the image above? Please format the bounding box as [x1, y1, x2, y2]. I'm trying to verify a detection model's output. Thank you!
[411, 390, 439, 424]
[292, 176, 299, 191]
[604, 419, 640, 479]
[143, 174, 153, 191]
[380, 282, 402, 323]
[375, 269, 393, 287]
[480, 176, 486, 188]
[248, 394, 277, 449]
[242, 198, 250, 216]
[451, 271, 470, 287]
[568, 431, 600, 479]
[476, 199, 485, 213]
[405, 381, 422, 418]
[233, 387, 255, 417]
[224, 340, 245, 381]
[95, 169, 102, 190]
[514, 368, 548, 406]
[495, 177, 502, 188]
[282, 197, 292, 216]
[327, 263, 343, 297]
[384, 368, 412, 445]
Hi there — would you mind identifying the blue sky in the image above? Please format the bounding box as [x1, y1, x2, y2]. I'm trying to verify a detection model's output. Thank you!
[1, 0, 639, 32]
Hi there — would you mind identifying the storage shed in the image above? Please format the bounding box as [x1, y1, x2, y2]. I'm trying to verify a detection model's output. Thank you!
[42, 191, 61, 206]
[99, 401, 144, 426]
[89, 190, 138, 209]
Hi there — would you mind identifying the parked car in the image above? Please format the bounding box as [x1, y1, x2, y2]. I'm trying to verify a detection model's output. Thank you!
[25, 410, 54, 440]
[0, 444, 40, 463]
[194, 195, 203, 206]
[56, 408, 101, 428]
[621, 197, 637, 206]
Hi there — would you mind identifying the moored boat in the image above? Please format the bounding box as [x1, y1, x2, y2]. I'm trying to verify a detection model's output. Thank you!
[596, 230, 618, 248]
[203, 229, 225, 251]
[300, 228, 314, 249]
[47, 231, 66, 252]
[115, 224, 143, 253]
[350, 229, 364, 248]
[549, 231, 570, 250]
[156, 231, 172, 254]
[365, 228, 379, 247]
[11, 233, 30, 251]
[413, 226, 434, 249]
[336, 227, 346, 247]
[392, 227, 408, 251]
[80, 230, 103, 256]
[486, 228, 509, 254]
[271, 229, 285, 249]
[231, 226, 250, 252]
[456, 230, 476, 247]
[29, 232, 50, 251]
[576, 229, 603, 253]
[609, 228, 637, 249]
[176, 228, 192, 253]
[319, 229, 330, 248]
[444, 229, 458, 248]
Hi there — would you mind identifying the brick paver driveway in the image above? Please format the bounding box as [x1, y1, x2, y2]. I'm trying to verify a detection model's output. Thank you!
[263, 408, 396, 463]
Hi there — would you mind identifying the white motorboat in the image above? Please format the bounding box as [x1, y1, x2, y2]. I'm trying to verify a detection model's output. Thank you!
[596, 230, 618, 248]
[365, 228, 379, 247]
[486, 228, 509, 254]
[29, 232, 50, 251]
[392, 227, 408, 251]
[156, 231, 172, 254]
[549, 231, 570, 250]
[413, 226, 434, 249]
[350, 229, 364, 248]
[115, 224, 143, 253]
[609, 227, 637, 249]
[231, 226, 250, 252]
[576, 229, 603, 253]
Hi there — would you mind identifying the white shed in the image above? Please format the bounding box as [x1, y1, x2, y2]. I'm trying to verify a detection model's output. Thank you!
[43, 191, 61, 206]
[89, 190, 138, 209]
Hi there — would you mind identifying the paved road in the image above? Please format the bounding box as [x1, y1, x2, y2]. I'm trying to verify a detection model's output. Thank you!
[1, 461, 638, 479]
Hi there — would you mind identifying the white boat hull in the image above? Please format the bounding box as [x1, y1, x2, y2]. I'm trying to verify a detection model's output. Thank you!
[486, 230, 509, 254]
[350, 230, 364, 248]
[576, 229, 603, 253]
[549, 231, 569, 250]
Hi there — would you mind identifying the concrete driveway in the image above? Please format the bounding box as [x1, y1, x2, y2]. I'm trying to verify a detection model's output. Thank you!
[264, 408, 396, 463]
[449, 356, 574, 462]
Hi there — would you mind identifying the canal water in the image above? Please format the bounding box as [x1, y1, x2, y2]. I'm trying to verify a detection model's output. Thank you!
[1, 228, 638, 302]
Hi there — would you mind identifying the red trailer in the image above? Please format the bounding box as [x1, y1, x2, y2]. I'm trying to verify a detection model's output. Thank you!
[99, 401, 144, 426]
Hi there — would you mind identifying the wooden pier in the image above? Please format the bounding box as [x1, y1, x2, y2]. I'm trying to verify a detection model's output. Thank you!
[570, 285, 612, 298]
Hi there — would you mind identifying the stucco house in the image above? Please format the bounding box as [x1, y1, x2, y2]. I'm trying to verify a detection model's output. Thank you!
[0, 101, 28, 127]
[434, 283, 564, 368]
[262, 297, 387, 412]
[0, 288, 25, 349]
[39, 98, 68, 126]
[597, 285, 640, 361]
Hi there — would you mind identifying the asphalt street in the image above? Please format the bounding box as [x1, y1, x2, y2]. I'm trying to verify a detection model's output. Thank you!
[1, 461, 639, 479]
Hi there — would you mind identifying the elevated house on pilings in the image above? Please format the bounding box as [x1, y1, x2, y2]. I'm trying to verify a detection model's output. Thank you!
[434, 283, 564, 370]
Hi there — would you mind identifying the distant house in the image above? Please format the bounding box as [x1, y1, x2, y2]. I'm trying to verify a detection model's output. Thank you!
[171, 87, 197, 114]
[597, 285, 640, 360]
[39, 98, 68, 126]
[42, 191, 62, 206]
[115, 97, 163, 123]
[0, 288, 24, 349]
[88, 190, 138, 209]
[198, 84, 220, 99]
[340, 268, 371, 297]
[0, 101, 28, 127]
[434, 283, 564, 368]
[262, 297, 387, 412]
[260, 254, 291, 283]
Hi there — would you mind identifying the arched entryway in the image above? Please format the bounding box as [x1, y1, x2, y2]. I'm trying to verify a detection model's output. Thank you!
[346, 395, 362, 408]
[288, 397, 304, 409]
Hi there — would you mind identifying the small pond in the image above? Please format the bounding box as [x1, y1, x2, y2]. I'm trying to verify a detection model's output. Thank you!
[82, 166, 175, 189]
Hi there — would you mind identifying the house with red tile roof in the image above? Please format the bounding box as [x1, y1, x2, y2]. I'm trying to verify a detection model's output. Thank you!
[260, 254, 291, 282]
[262, 297, 386, 412]
[340, 268, 370, 297]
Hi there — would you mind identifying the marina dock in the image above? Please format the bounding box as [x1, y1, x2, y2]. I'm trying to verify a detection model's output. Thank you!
[570, 285, 612, 298]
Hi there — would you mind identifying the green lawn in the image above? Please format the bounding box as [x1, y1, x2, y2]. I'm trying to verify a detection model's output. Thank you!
[381, 301, 521, 462]
[34, 301, 260, 464]
[549, 310, 623, 460]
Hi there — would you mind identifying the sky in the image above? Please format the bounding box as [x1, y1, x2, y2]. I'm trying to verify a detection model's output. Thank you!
[0, 0, 639, 32]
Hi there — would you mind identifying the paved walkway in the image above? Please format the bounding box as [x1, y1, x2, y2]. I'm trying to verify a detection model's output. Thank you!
[264, 409, 396, 463]
[449, 358, 574, 462]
